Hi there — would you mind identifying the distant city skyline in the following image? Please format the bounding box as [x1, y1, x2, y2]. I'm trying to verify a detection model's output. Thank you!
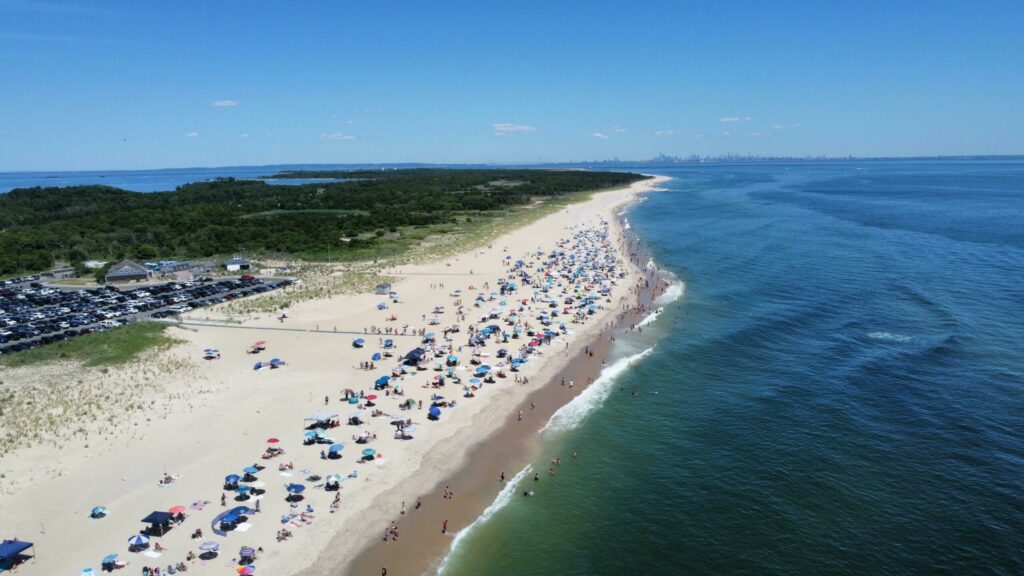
[1, 0, 1022, 171]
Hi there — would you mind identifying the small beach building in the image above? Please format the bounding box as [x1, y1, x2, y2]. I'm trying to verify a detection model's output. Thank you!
[41, 266, 76, 280]
[375, 282, 392, 295]
[105, 260, 150, 283]
[225, 256, 251, 272]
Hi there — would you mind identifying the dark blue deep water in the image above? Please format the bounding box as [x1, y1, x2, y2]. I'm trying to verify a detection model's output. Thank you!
[441, 159, 1024, 575]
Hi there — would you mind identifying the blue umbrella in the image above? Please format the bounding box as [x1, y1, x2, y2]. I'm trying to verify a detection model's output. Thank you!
[243, 466, 259, 474]
[362, 448, 376, 457]
[375, 376, 390, 385]
[91, 506, 108, 517]
[383, 339, 393, 348]
[286, 483, 306, 494]
[329, 443, 344, 453]
[428, 406, 442, 418]
[235, 485, 251, 493]
[303, 431, 318, 438]
[225, 474, 240, 483]
[348, 397, 359, 404]
[371, 352, 381, 361]
[102, 553, 118, 564]
[469, 378, 481, 384]
[127, 535, 149, 547]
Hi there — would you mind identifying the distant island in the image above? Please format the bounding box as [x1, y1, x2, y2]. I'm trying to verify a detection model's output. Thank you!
[0, 168, 645, 277]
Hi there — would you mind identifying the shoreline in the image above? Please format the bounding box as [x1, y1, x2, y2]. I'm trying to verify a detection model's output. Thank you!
[340, 177, 672, 575]
[0, 174, 669, 576]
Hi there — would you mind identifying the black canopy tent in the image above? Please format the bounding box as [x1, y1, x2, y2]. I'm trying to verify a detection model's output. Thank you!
[141, 510, 174, 535]
[0, 539, 35, 569]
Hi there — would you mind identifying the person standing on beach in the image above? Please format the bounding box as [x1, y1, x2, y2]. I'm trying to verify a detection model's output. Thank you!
[443, 519, 448, 534]
[500, 471, 505, 482]
[416, 497, 422, 510]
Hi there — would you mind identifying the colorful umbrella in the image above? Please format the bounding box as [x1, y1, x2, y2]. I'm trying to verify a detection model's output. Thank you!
[362, 448, 376, 457]
[127, 535, 149, 546]
[168, 505, 186, 514]
[266, 438, 280, 444]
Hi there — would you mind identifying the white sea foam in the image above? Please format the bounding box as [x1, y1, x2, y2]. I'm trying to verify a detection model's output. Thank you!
[867, 331, 912, 343]
[637, 307, 663, 328]
[655, 278, 685, 307]
[539, 346, 655, 434]
[436, 464, 533, 574]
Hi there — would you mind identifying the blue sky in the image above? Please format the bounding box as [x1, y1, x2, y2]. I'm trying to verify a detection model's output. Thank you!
[1, 0, 1022, 170]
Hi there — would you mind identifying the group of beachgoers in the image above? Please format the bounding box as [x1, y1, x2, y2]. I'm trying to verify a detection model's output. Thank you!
[73, 219, 637, 576]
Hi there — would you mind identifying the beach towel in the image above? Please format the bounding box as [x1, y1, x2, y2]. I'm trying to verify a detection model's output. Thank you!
[143, 551, 162, 558]
[235, 523, 253, 533]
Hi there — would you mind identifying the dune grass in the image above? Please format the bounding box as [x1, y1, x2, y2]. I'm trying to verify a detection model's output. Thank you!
[0, 322, 181, 368]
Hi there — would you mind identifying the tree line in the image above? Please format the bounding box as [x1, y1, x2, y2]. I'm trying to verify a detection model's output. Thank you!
[0, 169, 645, 275]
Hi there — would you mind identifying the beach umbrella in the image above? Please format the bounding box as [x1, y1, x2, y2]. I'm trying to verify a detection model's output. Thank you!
[225, 474, 241, 483]
[168, 505, 186, 514]
[362, 448, 376, 457]
[237, 567, 256, 575]
[366, 394, 377, 400]
[285, 483, 306, 494]
[198, 541, 220, 551]
[371, 352, 382, 361]
[429, 406, 442, 418]
[101, 553, 118, 564]
[347, 396, 359, 404]
[329, 443, 344, 453]
[243, 466, 260, 474]
[266, 437, 280, 444]
[235, 486, 251, 494]
[469, 378, 481, 384]
[81, 568, 96, 576]
[374, 376, 390, 386]
[127, 535, 149, 547]
[91, 506, 108, 518]
[239, 546, 256, 557]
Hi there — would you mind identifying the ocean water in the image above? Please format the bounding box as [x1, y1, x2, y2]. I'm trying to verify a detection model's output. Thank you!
[439, 159, 1024, 575]
[0, 163, 425, 192]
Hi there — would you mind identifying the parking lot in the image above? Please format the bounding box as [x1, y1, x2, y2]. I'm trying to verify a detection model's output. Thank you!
[0, 275, 291, 356]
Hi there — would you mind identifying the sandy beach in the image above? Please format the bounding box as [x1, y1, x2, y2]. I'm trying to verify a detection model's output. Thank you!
[0, 175, 667, 576]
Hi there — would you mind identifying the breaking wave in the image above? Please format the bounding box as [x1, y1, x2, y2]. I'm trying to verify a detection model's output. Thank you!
[437, 464, 534, 574]
[655, 278, 685, 307]
[539, 346, 655, 434]
[637, 308, 663, 328]
[867, 331, 912, 343]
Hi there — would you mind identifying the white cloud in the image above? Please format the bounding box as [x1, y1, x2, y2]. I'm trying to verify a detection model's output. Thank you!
[592, 132, 608, 140]
[493, 122, 536, 135]
[320, 131, 356, 140]
[654, 130, 676, 137]
[771, 123, 801, 131]
[184, 131, 199, 138]
[211, 99, 238, 107]
[719, 116, 751, 123]
[611, 126, 626, 133]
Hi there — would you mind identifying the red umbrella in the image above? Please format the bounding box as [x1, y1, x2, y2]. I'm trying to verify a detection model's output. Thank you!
[168, 505, 186, 514]
[366, 395, 378, 400]
[266, 438, 280, 444]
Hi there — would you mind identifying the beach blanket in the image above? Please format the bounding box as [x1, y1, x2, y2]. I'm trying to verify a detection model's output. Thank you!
[143, 551, 162, 558]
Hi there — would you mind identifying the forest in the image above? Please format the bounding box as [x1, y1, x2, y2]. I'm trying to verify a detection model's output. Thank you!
[0, 169, 645, 275]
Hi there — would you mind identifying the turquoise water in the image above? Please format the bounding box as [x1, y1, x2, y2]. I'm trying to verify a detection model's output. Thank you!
[440, 160, 1024, 575]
